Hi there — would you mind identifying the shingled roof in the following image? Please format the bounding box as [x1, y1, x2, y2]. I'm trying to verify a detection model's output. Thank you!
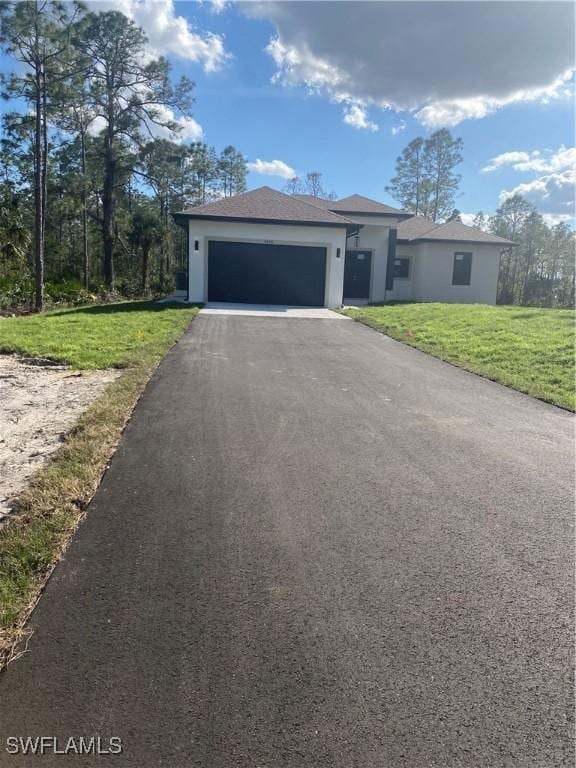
[175, 188, 512, 245]
[328, 194, 409, 217]
[176, 186, 354, 227]
[292, 194, 333, 209]
[395, 216, 438, 241]
[397, 215, 515, 246]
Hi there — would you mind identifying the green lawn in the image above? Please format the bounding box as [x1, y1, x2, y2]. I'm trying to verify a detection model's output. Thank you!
[0, 300, 199, 667]
[341, 303, 575, 411]
[0, 300, 198, 369]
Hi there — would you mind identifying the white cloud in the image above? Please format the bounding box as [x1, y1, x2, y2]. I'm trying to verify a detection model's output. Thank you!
[100, 0, 229, 71]
[484, 146, 576, 174]
[342, 104, 378, 132]
[209, 0, 229, 13]
[460, 213, 478, 227]
[500, 167, 575, 216]
[391, 121, 406, 136]
[483, 151, 536, 173]
[170, 115, 203, 142]
[144, 103, 203, 141]
[87, 115, 107, 137]
[414, 71, 573, 128]
[542, 213, 575, 226]
[247, 1, 574, 127]
[267, 38, 381, 131]
[247, 158, 296, 179]
[88, 102, 203, 142]
[266, 36, 345, 92]
[492, 145, 576, 221]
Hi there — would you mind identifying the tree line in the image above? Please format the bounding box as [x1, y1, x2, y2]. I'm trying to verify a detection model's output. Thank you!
[283, 172, 337, 200]
[386, 129, 574, 308]
[0, 4, 572, 312]
[0, 0, 247, 311]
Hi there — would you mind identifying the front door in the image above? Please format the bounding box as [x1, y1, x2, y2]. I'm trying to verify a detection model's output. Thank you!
[344, 250, 372, 299]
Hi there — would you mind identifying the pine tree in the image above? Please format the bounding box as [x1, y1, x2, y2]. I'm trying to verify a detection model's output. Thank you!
[490, 194, 534, 304]
[386, 137, 430, 216]
[81, 10, 194, 289]
[473, 211, 487, 231]
[0, 0, 84, 309]
[423, 129, 463, 222]
[218, 145, 247, 197]
[188, 143, 218, 204]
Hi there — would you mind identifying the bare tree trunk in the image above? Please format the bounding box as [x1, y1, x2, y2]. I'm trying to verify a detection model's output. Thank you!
[163, 191, 170, 279]
[549, 250, 559, 308]
[510, 251, 520, 304]
[521, 250, 533, 305]
[142, 245, 149, 293]
[80, 126, 89, 288]
[415, 159, 421, 216]
[33, 56, 44, 312]
[159, 250, 165, 290]
[41, 58, 48, 249]
[102, 124, 115, 290]
[431, 168, 441, 222]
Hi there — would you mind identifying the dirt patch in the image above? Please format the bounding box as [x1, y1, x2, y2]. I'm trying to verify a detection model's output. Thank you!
[0, 356, 120, 520]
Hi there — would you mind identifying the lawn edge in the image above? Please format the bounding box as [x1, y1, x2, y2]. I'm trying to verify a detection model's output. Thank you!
[0, 307, 199, 670]
[342, 312, 574, 412]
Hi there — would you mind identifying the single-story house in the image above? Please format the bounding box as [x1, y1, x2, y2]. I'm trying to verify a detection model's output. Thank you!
[173, 186, 513, 307]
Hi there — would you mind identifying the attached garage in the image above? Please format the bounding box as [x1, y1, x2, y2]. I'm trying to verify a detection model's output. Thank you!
[175, 187, 509, 307]
[173, 187, 359, 307]
[208, 241, 327, 306]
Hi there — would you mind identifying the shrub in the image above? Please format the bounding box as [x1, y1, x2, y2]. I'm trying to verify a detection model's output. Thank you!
[0, 277, 34, 311]
[44, 280, 97, 307]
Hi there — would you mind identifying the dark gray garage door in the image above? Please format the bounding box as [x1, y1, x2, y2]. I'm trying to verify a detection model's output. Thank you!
[208, 241, 326, 306]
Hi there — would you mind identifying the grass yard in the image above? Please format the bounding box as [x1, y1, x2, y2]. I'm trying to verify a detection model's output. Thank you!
[341, 303, 575, 411]
[0, 300, 199, 667]
[0, 300, 198, 369]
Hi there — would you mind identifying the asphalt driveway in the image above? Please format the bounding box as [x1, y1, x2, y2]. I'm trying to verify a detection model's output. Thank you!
[0, 313, 573, 767]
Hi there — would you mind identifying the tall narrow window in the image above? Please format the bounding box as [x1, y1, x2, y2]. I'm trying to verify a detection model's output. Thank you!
[393, 257, 410, 278]
[452, 252, 472, 285]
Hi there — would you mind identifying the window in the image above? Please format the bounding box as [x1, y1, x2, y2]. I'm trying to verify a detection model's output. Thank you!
[452, 252, 472, 285]
[393, 257, 410, 278]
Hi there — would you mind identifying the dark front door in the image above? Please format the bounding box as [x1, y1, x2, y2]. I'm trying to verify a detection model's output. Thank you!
[344, 250, 372, 299]
[208, 241, 326, 306]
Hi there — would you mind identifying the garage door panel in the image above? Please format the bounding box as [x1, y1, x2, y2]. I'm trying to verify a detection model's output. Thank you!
[208, 241, 326, 306]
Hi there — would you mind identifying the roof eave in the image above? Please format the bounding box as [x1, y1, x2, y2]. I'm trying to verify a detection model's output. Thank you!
[172, 212, 189, 229]
[329, 209, 412, 219]
[411, 236, 516, 246]
[171, 212, 352, 229]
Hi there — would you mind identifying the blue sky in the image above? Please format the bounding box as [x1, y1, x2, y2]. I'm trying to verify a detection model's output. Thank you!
[170, 1, 574, 223]
[2, 1, 574, 224]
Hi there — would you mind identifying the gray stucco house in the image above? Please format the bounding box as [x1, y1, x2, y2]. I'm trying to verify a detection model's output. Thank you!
[174, 186, 513, 307]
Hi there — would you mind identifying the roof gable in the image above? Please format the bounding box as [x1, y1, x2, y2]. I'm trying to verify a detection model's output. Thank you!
[397, 215, 515, 246]
[395, 215, 438, 241]
[422, 220, 514, 245]
[329, 194, 407, 216]
[177, 186, 353, 227]
[292, 194, 332, 209]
